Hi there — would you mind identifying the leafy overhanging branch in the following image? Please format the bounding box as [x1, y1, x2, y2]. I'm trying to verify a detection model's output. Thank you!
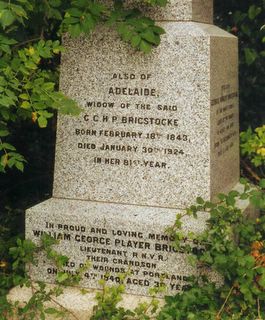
[0, 0, 167, 173]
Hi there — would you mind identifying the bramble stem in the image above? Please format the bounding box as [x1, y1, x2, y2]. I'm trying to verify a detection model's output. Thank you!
[216, 285, 234, 319]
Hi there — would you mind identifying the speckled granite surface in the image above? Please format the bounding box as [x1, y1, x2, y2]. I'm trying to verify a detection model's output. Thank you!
[15, 0, 245, 304]
[53, 22, 238, 208]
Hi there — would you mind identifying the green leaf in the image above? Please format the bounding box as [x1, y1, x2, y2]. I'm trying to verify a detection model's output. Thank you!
[260, 179, 265, 189]
[1, 143, 16, 151]
[63, 16, 79, 25]
[196, 197, 204, 205]
[152, 25, 165, 35]
[0, 9, 15, 28]
[49, 0, 61, 7]
[244, 48, 258, 65]
[11, 4, 27, 18]
[81, 14, 95, 33]
[0, 35, 17, 45]
[248, 5, 261, 20]
[258, 273, 265, 288]
[1, 154, 8, 168]
[42, 82, 55, 91]
[38, 116, 48, 128]
[0, 129, 9, 137]
[0, 95, 15, 107]
[140, 30, 159, 45]
[239, 177, 248, 185]
[25, 60, 37, 70]
[67, 8, 82, 18]
[44, 308, 59, 315]
[228, 190, 240, 198]
[56, 272, 68, 283]
[0, 1, 8, 10]
[19, 93, 29, 100]
[71, 0, 87, 8]
[69, 23, 82, 37]
[15, 161, 24, 172]
[21, 101, 31, 109]
[117, 24, 133, 41]
[130, 35, 141, 48]
[139, 40, 151, 53]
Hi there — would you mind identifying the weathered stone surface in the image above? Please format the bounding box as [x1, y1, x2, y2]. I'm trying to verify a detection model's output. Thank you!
[27, 198, 214, 296]
[53, 22, 239, 209]
[26, 182, 254, 297]
[9, 183, 257, 312]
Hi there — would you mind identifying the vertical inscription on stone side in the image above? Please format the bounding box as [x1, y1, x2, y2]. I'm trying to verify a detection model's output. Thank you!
[211, 84, 238, 157]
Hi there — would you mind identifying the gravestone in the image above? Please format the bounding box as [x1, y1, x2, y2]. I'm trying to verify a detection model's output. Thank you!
[11, 0, 253, 311]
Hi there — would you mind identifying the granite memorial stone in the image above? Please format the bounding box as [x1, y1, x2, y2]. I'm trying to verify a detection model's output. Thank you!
[22, 0, 247, 300]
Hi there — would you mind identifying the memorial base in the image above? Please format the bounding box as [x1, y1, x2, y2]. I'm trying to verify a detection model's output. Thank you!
[8, 183, 257, 318]
[8, 284, 163, 320]
[20, 183, 256, 297]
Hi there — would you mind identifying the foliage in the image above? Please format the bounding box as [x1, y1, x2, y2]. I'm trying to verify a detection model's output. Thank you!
[160, 179, 265, 320]
[92, 274, 162, 320]
[0, 234, 91, 320]
[1, 180, 265, 319]
[215, 0, 265, 129]
[0, 0, 166, 174]
[240, 125, 265, 185]
[241, 125, 265, 168]
[1, 232, 161, 320]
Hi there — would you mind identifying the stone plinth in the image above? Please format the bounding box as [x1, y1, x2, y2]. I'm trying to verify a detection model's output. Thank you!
[26, 198, 208, 296]
[24, 182, 253, 297]
[53, 23, 239, 209]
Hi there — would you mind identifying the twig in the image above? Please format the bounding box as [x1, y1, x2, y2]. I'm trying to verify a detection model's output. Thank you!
[257, 297, 261, 320]
[13, 37, 42, 48]
[31, 282, 80, 320]
[49, 293, 80, 320]
[216, 285, 235, 319]
[241, 159, 261, 182]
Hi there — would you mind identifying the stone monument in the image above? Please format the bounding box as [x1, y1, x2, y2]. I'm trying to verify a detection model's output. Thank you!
[9, 0, 253, 317]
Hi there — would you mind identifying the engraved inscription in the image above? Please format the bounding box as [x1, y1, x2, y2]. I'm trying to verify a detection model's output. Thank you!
[32, 220, 206, 296]
[211, 84, 238, 157]
[73, 72, 191, 171]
